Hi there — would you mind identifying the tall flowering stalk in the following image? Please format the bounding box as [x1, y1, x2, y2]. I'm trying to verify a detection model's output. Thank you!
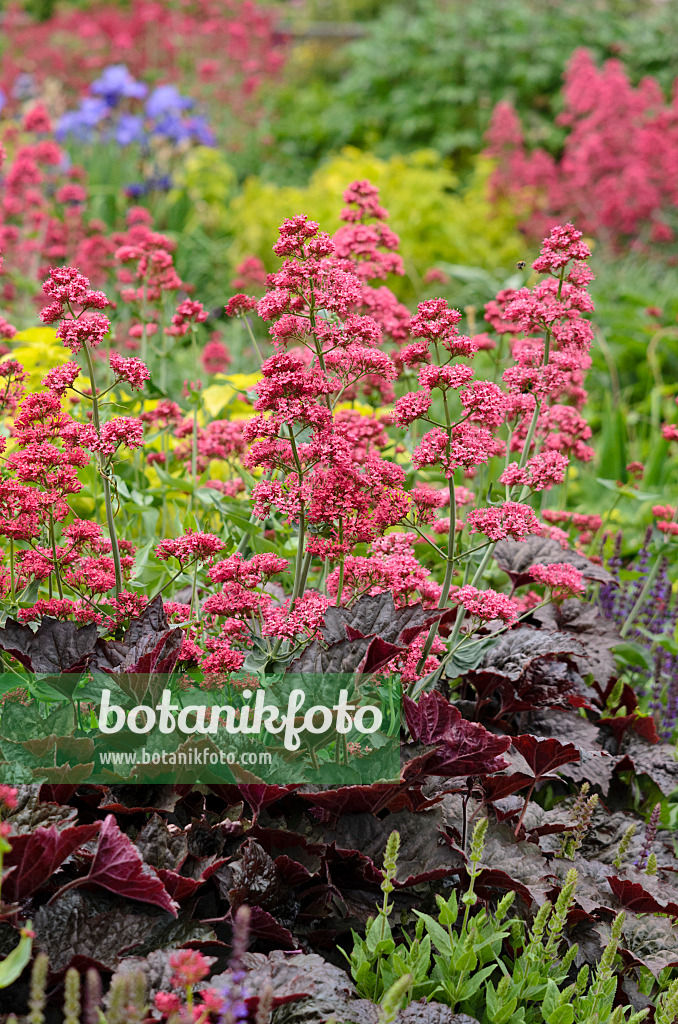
[39, 267, 146, 598]
[396, 224, 595, 678]
[0, 177, 598, 692]
[192, 199, 596, 684]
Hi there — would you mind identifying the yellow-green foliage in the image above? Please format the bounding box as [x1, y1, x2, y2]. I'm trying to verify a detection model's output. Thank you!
[3, 327, 69, 392]
[227, 148, 523, 299]
[170, 146, 237, 231]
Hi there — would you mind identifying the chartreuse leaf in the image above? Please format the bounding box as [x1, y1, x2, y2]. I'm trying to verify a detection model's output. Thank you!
[0, 925, 33, 988]
[413, 912, 453, 956]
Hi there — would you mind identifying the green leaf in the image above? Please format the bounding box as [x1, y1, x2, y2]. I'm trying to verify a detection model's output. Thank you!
[546, 1007, 574, 1024]
[457, 964, 496, 1000]
[0, 927, 33, 988]
[596, 478, 660, 501]
[413, 912, 453, 957]
[613, 641, 654, 670]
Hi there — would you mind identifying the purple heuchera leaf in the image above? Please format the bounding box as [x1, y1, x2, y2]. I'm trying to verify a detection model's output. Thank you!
[428, 719, 511, 778]
[52, 814, 178, 916]
[3, 822, 101, 901]
[0, 617, 99, 673]
[511, 735, 580, 780]
[404, 691, 460, 744]
[404, 693, 510, 778]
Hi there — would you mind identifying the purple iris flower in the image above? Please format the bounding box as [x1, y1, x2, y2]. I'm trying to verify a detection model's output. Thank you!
[91, 65, 148, 106]
[145, 84, 193, 119]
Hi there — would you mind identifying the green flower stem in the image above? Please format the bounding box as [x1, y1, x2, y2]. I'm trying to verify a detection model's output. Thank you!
[242, 314, 264, 365]
[416, 365, 457, 672]
[48, 514, 64, 599]
[416, 474, 456, 672]
[445, 540, 497, 652]
[287, 426, 307, 611]
[81, 340, 123, 597]
[437, 270, 564, 663]
[336, 517, 345, 606]
[190, 557, 199, 620]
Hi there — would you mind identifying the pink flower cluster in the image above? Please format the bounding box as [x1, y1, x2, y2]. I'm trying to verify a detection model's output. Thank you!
[486, 50, 678, 248]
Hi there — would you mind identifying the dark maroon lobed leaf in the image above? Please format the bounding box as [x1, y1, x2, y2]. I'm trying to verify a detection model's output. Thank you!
[511, 734, 580, 780]
[0, 617, 99, 673]
[494, 536, 613, 587]
[123, 593, 169, 646]
[320, 593, 428, 646]
[53, 814, 178, 916]
[608, 876, 678, 917]
[3, 822, 101, 901]
[403, 690, 461, 745]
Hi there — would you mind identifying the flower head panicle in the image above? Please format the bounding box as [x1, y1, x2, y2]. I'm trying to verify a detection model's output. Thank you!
[272, 215, 326, 257]
[154, 992, 182, 1016]
[393, 389, 432, 426]
[225, 293, 258, 318]
[409, 485, 448, 524]
[0, 317, 17, 339]
[108, 590, 149, 624]
[18, 598, 104, 625]
[0, 785, 18, 810]
[56, 313, 111, 353]
[40, 267, 109, 332]
[634, 803, 661, 871]
[168, 298, 208, 336]
[466, 503, 541, 542]
[140, 399, 182, 427]
[334, 180, 403, 280]
[82, 417, 144, 455]
[340, 179, 389, 223]
[231, 255, 267, 291]
[109, 352, 150, 390]
[531, 223, 592, 274]
[42, 362, 81, 395]
[155, 531, 225, 565]
[262, 591, 330, 641]
[208, 551, 288, 588]
[460, 380, 509, 429]
[528, 562, 585, 601]
[452, 585, 518, 624]
[326, 551, 439, 608]
[0, 359, 28, 414]
[169, 948, 212, 989]
[500, 450, 569, 491]
[410, 298, 476, 357]
[418, 363, 474, 391]
[413, 424, 504, 478]
[23, 104, 53, 133]
[202, 336, 231, 374]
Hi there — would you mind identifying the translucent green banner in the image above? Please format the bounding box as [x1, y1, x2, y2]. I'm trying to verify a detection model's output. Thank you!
[0, 672, 401, 785]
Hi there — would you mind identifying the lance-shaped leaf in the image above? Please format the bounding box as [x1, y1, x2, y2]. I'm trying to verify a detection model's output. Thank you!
[0, 926, 33, 989]
[52, 814, 178, 916]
